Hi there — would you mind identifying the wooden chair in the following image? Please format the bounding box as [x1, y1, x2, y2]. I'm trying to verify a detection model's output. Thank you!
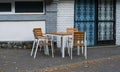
[30, 28, 42, 56]
[66, 28, 78, 55]
[69, 32, 87, 59]
[30, 28, 54, 59]
[66, 28, 78, 34]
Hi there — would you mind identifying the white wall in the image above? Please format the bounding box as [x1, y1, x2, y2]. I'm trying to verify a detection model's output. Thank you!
[0, 21, 45, 41]
[56, 0, 74, 47]
[116, 0, 120, 45]
[57, 0, 74, 32]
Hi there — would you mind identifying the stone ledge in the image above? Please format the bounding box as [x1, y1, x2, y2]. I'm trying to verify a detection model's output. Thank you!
[0, 41, 33, 49]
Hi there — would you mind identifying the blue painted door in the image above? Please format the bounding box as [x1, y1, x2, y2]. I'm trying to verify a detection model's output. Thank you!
[75, 0, 95, 46]
[75, 0, 115, 46]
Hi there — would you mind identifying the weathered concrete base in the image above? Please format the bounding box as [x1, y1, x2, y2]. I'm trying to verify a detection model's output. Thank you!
[0, 41, 33, 49]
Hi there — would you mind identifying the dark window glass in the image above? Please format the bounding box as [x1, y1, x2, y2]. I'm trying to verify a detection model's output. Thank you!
[15, 1, 43, 13]
[0, 3, 11, 12]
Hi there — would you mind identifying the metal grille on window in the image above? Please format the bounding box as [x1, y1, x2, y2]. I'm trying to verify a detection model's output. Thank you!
[98, 0, 114, 41]
[75, 0, 95, 46]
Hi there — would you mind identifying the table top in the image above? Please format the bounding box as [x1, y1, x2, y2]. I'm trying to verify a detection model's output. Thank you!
[47, 32, 72, 36]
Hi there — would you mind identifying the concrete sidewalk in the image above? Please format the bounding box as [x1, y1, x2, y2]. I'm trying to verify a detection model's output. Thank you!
[0, 45, 120, 72]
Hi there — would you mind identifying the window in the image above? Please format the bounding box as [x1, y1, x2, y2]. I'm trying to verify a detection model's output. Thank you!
[0, 3, 11, 12]
[0, 0, 44, 14]
[15, 1, 43, 13]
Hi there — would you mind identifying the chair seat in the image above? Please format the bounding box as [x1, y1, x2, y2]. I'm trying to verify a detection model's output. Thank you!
[37, 36, 48, 39]
[73, 44, 85, 46]
[39, 41, 52, 46]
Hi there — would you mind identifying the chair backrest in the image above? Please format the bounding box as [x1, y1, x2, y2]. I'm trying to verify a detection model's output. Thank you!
[72, 32, 86, 46]
[66, 28, 78, 34]
[33, 28, 43, 39]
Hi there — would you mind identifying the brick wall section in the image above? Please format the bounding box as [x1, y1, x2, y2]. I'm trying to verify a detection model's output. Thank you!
[116, 0, 120, 45]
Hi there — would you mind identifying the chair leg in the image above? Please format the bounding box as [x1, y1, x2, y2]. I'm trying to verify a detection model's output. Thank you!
[39, 46, 42, 51]
[51, 45, 54, 58]
[44, 40, 49, 55]
[31, 39, 37, 56]
[34, 40, 40, 59]
[84, 46, 87, 59]
[71, 48, 72, 59]
[66, 39, 70, 56]
[77, 46, 80, 56]
[67, 40, 70, 56]
[82, 46, 83, 54]
[44, 45, 46, 55]
[68, 47, 70, 56]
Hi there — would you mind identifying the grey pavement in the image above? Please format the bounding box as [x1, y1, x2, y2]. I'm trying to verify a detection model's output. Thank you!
[0, 45, 120, 72]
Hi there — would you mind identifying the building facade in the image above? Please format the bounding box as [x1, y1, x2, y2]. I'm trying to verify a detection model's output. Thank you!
[0, 0, 120, 47]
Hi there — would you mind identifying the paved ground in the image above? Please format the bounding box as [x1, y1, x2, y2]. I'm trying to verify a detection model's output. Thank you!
[0, 45, 120, 72]
[40, 56, 120, 72]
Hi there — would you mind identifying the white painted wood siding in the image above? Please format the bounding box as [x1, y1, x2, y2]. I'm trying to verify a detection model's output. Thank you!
[56, 0, 74, 47]
[116, 0, 120, 45]
[0, 21, 45, 41]
[57, 0, 74, 32]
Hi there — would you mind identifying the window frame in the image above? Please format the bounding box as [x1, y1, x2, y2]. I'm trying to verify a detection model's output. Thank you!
[0, 0, 45, 14]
